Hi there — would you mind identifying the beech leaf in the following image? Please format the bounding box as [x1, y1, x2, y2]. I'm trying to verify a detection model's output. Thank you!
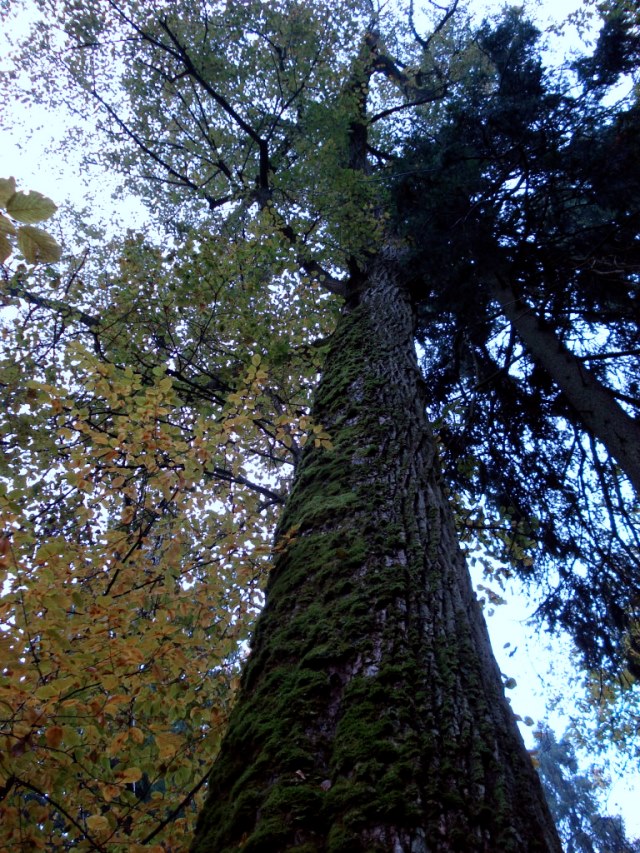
[117, 766, 143, 783]
[16, 225, 62, 264]
[85, 814, 110, 833]
[45, 725, 64, 748]
[6, 189, 58, 223]
[0, 212, 16, 236]
[0, 233, 11, 263]
[0, 177, 16, 208]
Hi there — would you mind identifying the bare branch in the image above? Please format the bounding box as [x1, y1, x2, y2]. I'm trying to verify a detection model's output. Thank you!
[579, 349, 640, 362]
[409, 0, 460, 51]
[211, 467, 285, 505]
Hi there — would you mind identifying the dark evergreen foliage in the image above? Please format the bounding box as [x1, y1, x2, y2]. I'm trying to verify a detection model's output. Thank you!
[393, 7, 640, 670]
[575, 3, 640, 89]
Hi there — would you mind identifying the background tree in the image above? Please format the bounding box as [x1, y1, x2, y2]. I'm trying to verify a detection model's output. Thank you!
[534, 724, 640, 853]
[0, 0, 637, 849]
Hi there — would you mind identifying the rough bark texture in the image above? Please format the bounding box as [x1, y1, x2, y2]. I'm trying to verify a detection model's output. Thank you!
[490, 277, 640, 495]
[191, 260, 561, 852]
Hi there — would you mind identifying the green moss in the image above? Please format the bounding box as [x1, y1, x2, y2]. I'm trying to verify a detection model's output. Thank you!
[324, 779, 375, 823]
[327, 822, 361, 852]
[301, 642, 342, 668]
[192, 289, 555, 852]
[260, 782, 324, 824]
[239, 818, 292, 853]
[283, 462, 360, 531]
[263, 531, 370, 612]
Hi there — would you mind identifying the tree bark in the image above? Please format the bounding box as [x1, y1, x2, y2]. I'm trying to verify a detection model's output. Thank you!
[489, 277, 640, 496]
[191, 259, 561, 852]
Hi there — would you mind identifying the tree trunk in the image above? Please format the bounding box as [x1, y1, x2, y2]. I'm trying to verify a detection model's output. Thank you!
[191, 259, 561, 852]
[489, 276, 640, 496]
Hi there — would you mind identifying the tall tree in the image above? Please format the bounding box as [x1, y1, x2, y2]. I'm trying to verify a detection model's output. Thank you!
[394, 4, 640, 669]
[0, 0, 638, 849]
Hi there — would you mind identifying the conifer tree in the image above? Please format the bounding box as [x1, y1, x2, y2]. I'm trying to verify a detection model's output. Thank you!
[535, 726, 640, 853]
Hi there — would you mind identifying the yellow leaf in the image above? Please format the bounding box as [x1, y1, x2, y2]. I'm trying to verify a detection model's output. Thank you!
[6, 189, 58, 223]
[0, 212, 16, 236]
[107, 732, 128, 756]
[85, 814, 110, 833]
[0, 233, 11, 263]
[116, 766, 143, 783]
[128, 726, 145, 744]
[0, 177, 16, 208]
[104, 694, 129, 716]
[116, 645, 144, 665]
[102, 674, 120, 692]
[16, 225, 62, 264]
[61, 725, 81, 747]
[154, 731, 182, 760]
[99, 783, 120, 803]
[35, 682, 60, 700]
[120, 506, 135, 524]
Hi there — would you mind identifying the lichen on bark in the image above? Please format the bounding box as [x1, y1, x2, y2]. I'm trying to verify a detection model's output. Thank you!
[191, 258, 561, 852]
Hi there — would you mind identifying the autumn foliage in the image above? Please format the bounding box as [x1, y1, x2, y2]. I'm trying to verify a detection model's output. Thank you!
[0, 197, 334, 849]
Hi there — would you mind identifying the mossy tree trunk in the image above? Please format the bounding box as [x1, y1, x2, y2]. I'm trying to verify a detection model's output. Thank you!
[191, 258, 561, 852]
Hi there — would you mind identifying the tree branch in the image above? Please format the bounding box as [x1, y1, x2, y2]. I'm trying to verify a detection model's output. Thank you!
[6, 273, 100, 329]
[489, 275, 640, 495]
[91, 90, 230, 210]
[409, 0, 460, 51]
[210, 466, 284, 505]
[365, 30, 447, 104]
[156, 17, 272, 195]
[139, 766, 212, 845]
[18, 779, 108, 852]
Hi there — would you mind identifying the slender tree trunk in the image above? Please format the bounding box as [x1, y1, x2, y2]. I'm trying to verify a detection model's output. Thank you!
[191, 259, 561, 852]
[489, 277, 640, 495]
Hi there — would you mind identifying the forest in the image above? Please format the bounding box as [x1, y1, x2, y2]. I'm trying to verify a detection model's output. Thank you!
[0, 0, 639, 849]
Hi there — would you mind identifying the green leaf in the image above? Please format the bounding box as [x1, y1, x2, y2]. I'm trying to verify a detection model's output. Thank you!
[0, 233, 11, 263]
[0, 177, 16, 208]
[0, 212, 16, 237]
[6, 189, 58, 223]
[16, 225, 62, 264]
[35, 682, 60, 700]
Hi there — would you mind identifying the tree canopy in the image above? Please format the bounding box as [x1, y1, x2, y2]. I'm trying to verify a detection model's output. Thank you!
[0, 0, 639, 848]
[394, 3, 640, 669]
